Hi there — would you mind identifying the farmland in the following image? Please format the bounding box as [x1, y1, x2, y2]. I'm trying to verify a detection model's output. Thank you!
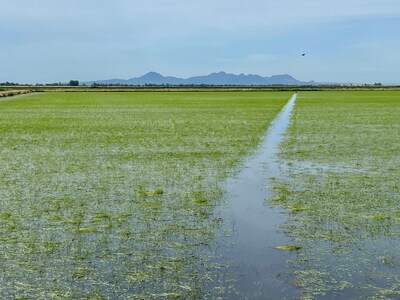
[1, 90, 399, 299]
[0, 92, 289, 299]
[273, 91, 400, 298]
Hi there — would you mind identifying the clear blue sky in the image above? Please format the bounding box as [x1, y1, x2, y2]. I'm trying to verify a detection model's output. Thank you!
[1, 0, 400, 84]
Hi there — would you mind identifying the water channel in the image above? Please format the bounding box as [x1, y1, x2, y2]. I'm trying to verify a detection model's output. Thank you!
[217, 94, 299, 299]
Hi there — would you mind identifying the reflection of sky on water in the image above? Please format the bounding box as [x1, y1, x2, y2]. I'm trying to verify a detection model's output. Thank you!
[217, 94, 299, 299]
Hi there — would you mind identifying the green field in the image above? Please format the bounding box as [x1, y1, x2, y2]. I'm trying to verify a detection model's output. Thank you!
[2, 90, 399, 299]
[0, 92, 289, 299]
[273, 91, 400, 298]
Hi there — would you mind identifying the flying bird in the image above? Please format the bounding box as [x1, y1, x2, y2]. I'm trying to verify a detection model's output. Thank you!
[302, 53, 306, 56]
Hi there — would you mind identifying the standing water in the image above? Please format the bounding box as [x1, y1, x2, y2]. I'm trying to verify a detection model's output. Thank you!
[216, 94, 299, 299]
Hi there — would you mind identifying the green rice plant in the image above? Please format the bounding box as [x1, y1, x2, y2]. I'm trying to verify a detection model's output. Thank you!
[0, 91, 289, 299]
[272, 91, 400, 297]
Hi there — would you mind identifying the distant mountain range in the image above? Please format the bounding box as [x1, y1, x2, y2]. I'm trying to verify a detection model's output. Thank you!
[85, 71, 315, 86]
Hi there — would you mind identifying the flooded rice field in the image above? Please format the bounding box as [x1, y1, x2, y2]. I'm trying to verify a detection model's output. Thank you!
[0, 92, 289, 299]
[1, 91, 399, 299]
[272, 91, 400, 298]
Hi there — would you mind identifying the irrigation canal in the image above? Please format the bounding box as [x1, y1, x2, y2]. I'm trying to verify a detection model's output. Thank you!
[216, 94, 299, 299]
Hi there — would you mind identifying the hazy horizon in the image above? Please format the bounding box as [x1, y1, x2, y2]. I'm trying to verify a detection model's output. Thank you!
[1, 0, 400, 84]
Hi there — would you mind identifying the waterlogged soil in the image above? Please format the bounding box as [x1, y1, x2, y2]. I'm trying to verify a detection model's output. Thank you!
[272, 91, 400, 298]
[0, 92, 291, 299]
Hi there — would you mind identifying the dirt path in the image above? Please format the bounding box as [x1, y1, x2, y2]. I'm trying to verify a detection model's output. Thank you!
[0, 92, 36, 102]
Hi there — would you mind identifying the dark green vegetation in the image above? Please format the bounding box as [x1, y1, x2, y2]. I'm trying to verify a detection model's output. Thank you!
[0, 92, 289, 299]
[273, 91, 400, 298]
[69, 80, 80, 87]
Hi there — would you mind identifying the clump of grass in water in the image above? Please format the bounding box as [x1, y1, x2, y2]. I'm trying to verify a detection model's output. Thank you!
[367, 214, 391, 221]
[192, 190, 208, 204]
[72, 267, 91, 280]
[273, 245, 302, 251]
[137, 186, 164, 197]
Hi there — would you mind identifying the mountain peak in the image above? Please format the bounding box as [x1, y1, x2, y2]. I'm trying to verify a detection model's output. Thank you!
[141, 71, 163, 78]
[145, 71, 161, 75]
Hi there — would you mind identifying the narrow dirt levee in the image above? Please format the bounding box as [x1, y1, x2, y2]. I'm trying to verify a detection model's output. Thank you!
[217, 94, 299, 299]
[0, 92, 35, 102]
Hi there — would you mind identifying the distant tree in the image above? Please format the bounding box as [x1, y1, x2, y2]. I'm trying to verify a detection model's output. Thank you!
[69, 80, 79, 86]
